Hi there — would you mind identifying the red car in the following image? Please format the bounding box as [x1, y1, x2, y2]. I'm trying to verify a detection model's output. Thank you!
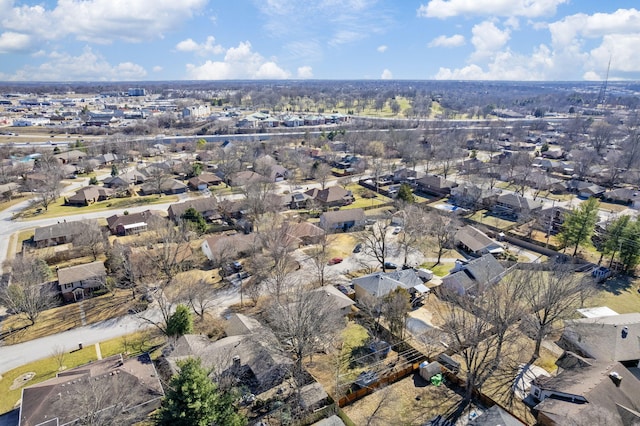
[328, 257, 343, 265]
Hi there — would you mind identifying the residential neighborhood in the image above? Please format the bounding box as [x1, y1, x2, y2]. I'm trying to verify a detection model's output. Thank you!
[1, 80, 640, 426]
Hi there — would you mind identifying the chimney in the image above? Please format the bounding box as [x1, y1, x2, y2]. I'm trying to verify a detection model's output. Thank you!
[232, 355, 241, 369]
[609, 372, 623, 387]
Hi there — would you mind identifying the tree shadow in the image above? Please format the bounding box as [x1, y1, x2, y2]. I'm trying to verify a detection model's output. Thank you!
[599, 275, 634, 295]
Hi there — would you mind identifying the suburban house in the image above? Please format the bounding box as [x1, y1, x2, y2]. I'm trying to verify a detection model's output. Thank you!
[201, 233, 258, 263]
[353, 269, 428, 304]
[551, 179, 605, 198]
[54, 149, 87, 165]
[284, 221, 325, 245]
[0, 182, 20, 200]
[159, 313, 293, 394]
[187, 172, 222, 190]
[228, 171, 265, 187]
[304, 186, 354, 208]
[393, 168, 419, 183]
[454, 225, 504, 256]
[312, 285, 355, 316]
[106, 210, 161, 236]
[139, 178, 188, 195]
[415, 174, 458, 196]
[529, 313, 640, 426]
[492, 193, 543, 220]
[441, 255, 506, 296]
[602, 188, 640, 209]
[536, 206, 570, 236]
[319, 209, 366, 232]
[449, 183, 500, 209]
[57, 261, 106, 302]
[102, 170, 147, 188]
[168, 198, 219, 222]
[66, 186, 114, 206]
[34, 220, 96, 248]
[19, 353, 164, 426]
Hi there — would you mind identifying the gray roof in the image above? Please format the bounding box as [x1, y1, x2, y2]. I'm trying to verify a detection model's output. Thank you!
[560, 313, 640, 362]
[468, 405, 524, 426]
[442, 255, 506, 295]
[312, 285, 355, 311]
[496, 193, 542, 210]
[353, 269, 422, 298]
[168, 198, 218, 220]
[455, 225, 503, 253]
[320, 208, 365, 225]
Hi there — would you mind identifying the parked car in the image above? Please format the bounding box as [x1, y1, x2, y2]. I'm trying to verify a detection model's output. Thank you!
[328, 257, 343, 265]
[383, 261, 398, 270]
[353, 243, 363, 253]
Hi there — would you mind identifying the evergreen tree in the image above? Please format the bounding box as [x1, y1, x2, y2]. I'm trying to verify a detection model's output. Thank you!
[111, 164, 118, 177]
[166, 304, 193, 337]
[601, 215, 630, 267]
[396, 183, 415, 203]
[619, 219, 640, 272]
[559, 197, 600, 256]
[181, 207, 208, 234]
[156, 358, 246, 426]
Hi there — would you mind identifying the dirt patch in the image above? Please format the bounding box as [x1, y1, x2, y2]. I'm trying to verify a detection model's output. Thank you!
[343, 373, 463, 425]
[9, 373, 35, 391]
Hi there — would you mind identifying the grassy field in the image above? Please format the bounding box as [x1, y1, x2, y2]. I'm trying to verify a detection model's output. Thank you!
[588, 276, 640, 314]
[19, 194, 178, 220]
[468, 210, 518, 230]
[1, 289, 135, 345]
[0, 330, 163, 415]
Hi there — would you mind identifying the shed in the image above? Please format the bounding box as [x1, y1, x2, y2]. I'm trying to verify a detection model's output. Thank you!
[419, 361, 443, 380]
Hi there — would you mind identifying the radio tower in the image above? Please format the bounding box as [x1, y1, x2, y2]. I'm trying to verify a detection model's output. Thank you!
[596, 55, 611, 108]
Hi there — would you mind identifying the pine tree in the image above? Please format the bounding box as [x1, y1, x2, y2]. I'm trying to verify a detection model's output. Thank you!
[559, 197, 599, 256]
[396, 183, 415, 203]
[166, 304, 193, 337]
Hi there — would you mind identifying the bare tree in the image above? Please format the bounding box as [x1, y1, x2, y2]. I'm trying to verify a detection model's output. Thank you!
[26, 157, 64, 211]
[257, 218, 299, 300]
[520, 267, 594, 359]
[73, 220, 107, 261]
[589, 121, 613, 155]
[266, 285, 343, 389]
[140, 216, 192, 286]
[427, 210, 459, 266]
[178, 276, 215, 321]
[312, 162, 333, 190]
[51, 344, 66, 370]
[308, 228, 332, 287]
[360, 221, 391, 271]
[143, 164, 170, 196]
[382, 287, 411, 339]
[0, 255, 56, 325]
[241, 178, 279, 232]
[396, 204, 428, 266]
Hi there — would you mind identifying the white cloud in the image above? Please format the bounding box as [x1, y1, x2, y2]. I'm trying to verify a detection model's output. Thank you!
[549, 8, 640, 48]
[186, 41, 291, 80]
[0, 31, 31, 53]
[152, 66, 163, 73]
[428, 34, 465, 48]
[381, 69, 393, 79]
[297, 66, 313, 78]
[470, 21, 510, 61]
[417, 0, 568, 19]
[377, 45, 388, 53]
[176, 36, 224, 56]
[5, 47, 147, 81]
[0, 0, 207, 46]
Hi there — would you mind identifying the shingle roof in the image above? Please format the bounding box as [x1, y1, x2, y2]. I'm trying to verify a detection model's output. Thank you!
[57, 261, 106, 285]
[353, 269, 421, 298]
[34, 220, 95, 242]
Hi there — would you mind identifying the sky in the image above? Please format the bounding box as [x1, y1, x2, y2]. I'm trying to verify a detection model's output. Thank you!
[1, 0, 640, 82]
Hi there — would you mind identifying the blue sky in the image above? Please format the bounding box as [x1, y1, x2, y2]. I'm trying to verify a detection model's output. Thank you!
[1, 0, 640, 81]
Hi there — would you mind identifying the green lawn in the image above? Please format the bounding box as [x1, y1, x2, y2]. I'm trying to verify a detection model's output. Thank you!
[0, 330, 163, 415]
[588, 276, 640, 314]
[467, 210, 517, 230]
[20, 194, 178, 220]
[0, 194, 32, 212]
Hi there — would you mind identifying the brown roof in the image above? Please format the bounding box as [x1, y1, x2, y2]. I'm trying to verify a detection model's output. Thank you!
[67, 186, 114, 203]
[57, 261, 106, 285]
[34, 220, 96, 242]
[202, 233, 257, 259]
[320, 208, 365, 225]
[106, 210, 160, 232]
[188, 172, 222, 188]
[168, 198, 218, 220]
[285, 221, 325, 240]
[20, 353, 163, 426]
[305, 186, 351, 204]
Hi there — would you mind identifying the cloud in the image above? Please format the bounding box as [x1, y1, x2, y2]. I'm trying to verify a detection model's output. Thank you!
[417, 0, 568, 19]
[381, 69, 393, 79]
[549, 8, 640, 48]
[4, 47, 147, 81]
[470, 21, 510, 61]
[377, 45, 388, 53]
[176, 36, 224, 56]
[152, 66, 163, 73]
[428, 34, 465, 48]
[0, 0, 207, 46]
[0, 31, 31, 53]
[297, 66, 313, 78]
[186, 41, 291, 79]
